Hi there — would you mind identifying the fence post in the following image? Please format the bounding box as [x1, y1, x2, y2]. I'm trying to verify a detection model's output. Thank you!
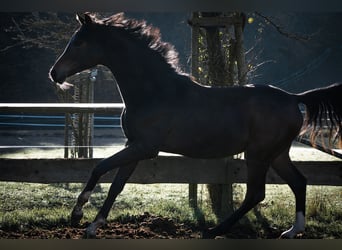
[218, 157, 234, 219]
[61, 70, 96, 159]
[188, 12, 200, 210]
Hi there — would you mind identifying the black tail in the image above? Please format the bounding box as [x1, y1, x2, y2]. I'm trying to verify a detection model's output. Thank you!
[296, 83, 342, 149]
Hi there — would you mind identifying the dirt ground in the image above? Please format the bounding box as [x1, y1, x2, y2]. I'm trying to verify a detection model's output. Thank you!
[0, 212, 291, 239]
[0, 212, 203, 239]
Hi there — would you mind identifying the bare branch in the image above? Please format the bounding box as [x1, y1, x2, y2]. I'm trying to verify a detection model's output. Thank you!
[0, 39, 37, 52]
[11, 18, 25, 37]
[255, 12, 313, 42]
[3, 13, 78, 54]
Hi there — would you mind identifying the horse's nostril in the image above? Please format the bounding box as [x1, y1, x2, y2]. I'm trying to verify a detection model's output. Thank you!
[49, 68, 67, 83]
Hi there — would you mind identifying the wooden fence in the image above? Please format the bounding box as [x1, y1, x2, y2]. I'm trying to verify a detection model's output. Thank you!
[0, 103, 341, 212]
[0, 157, 341, 186]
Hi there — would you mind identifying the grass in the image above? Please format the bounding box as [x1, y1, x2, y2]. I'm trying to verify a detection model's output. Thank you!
[0, 181, 341, 238]
[0, 183, 215, 230]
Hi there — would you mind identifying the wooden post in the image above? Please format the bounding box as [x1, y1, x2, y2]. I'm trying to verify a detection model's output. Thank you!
[191, 12, 200, 81]
[234, 13, 247, 85]
[55, 86, 73, 159]
[88, 74, 94, 158]
[188, 12, 200, 210]
[64, 114, 69, 158]
[62, 70, 96, 159]
[218, 158, 234, 219]
[202, 12, 234, 218]
[189, 12, 248, 219]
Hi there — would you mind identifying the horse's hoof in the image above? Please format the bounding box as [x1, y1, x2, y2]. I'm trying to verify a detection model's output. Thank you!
[279, 231, 304, 239]
[279, 232, 291, 239]
[83, 230, 97, 239]
[279, 225, 304, 239]
[71, 209, 83, 227]
[84, 225, 99, 239]
[201, 228, 217, 239]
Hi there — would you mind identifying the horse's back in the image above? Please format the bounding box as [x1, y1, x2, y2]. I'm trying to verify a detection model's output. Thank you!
[160, 84, 302, 158]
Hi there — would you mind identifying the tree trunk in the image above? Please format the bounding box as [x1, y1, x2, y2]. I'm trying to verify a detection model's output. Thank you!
[191, 11, 247, 220]
[201, 12, 234, 219]
[202, 12, 229, 85]
[234, 12, 247, 84]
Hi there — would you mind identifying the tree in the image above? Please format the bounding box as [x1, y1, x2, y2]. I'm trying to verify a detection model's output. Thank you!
[190, 11, 248, 219]
[191, 11, 322, 220]
[3, 12, 77, 55]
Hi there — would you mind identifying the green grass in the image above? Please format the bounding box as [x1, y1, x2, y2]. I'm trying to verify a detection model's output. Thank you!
[0, 182, 341, 238]
[246, 185, 342, 238]
[0, 183, 216, 231]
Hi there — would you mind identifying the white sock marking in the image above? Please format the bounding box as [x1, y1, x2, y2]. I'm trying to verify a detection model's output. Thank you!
[281, 211, 305, 238]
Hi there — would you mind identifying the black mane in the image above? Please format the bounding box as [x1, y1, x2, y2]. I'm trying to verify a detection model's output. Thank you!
[92, 13, 185, 75]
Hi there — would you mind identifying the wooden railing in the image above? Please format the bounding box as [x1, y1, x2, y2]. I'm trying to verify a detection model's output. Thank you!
[0, 157, 341, 186]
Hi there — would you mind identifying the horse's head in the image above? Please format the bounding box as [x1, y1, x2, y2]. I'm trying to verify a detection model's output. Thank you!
[49, 13, 104, 83]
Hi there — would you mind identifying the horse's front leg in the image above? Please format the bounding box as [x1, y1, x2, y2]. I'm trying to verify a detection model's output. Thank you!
[85, 162, 137, 238]
[70, 144, 157, 237]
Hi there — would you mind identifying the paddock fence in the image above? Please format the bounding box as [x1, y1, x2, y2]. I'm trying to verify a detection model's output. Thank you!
[0, 103, 341, 212]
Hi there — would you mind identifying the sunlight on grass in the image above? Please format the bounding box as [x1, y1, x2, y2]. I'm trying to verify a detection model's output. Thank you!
[0, 181, 341, 238]
[0, 182, 216, 231]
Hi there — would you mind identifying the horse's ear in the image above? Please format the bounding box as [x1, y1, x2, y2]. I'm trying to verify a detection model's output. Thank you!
[84, 13, 93, 24]
[76, 13, 92, 25]
[76, 13, 85, 24]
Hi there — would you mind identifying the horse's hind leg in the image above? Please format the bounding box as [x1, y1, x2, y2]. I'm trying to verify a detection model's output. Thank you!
[203, 158, 270, 238]
[271, 148, 307, 238]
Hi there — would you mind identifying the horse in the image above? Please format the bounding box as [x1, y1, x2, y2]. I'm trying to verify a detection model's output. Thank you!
[49, 13, 342, 239]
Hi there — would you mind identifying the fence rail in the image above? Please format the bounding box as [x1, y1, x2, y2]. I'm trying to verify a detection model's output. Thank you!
[0, 103, 124, 114]
[0, 114, 121, 128]
[0, 157, 341, 186]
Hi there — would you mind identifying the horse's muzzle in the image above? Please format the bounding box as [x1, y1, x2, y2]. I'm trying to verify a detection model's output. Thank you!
[49, 68, 65, 83]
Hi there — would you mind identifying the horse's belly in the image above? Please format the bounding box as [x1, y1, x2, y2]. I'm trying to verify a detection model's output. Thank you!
[161, 124, 248, 158]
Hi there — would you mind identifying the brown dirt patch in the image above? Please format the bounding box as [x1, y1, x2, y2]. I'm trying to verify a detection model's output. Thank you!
[0, 213, 202, 239]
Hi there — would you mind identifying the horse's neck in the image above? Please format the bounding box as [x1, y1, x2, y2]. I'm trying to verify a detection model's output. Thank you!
[106, 61, 187, 109]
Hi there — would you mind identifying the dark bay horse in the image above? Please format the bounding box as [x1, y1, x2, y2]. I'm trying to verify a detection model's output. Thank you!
[49, 13, 342, 239]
